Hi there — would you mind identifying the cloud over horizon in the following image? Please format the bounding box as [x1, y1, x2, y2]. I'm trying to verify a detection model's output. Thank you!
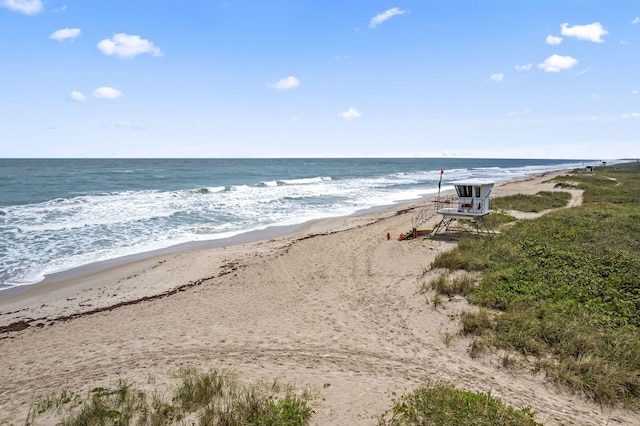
[50, 28, 81, 41]
[339, 107, 362, 120]
[369, 7, 407, 28]
[546, 35, 563, 45]
[69, 91, 86, 101]
[93, 87, 123, 99]
[0, 0, 42, 15]
[538, 54, 578, 72]
[561, 22, 608, 43]
[268, 76, 301, 90]
[97, 33, 163, 58]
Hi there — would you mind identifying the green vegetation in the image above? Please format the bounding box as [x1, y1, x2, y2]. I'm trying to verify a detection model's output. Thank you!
[483, 211, 518, 228]
[420, 271, 477, 298]
[26, 367, 314, 426]
[491, 191, 572, 212]
[431, 162, 640, 407]
[377, 381, 541, 426]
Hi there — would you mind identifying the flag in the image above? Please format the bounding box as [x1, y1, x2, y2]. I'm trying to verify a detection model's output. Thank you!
[438, 169, 443, 189]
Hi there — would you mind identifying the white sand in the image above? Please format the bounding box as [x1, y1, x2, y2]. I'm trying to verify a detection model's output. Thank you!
[0, 171, 636, 425]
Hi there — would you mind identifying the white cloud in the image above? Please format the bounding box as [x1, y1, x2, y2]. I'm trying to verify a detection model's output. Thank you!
[515, 63, 532, 71]
[369, 7, 407, 28]
[632, 17, 640, 24]
[97, 33, 163, 58]
[490, 73, 504, 82]
[621, 112, 640, 118]
[50, 28, 81, 41]
[0, 0, 43, 15]
[577, 66, 592, 76]
[546, 35, 563, 45]
[632, 89, 639, 95]
[339, 107, 362, 120]
[93, 87, 122, 99]
[560, 22, 608, 43]
[268, 76, 300, 91]
[538, 54, 578, 72]
[69, 91, 86, 101]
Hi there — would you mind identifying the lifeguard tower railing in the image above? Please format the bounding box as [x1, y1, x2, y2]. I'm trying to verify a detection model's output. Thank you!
[410, 194, 457, 230]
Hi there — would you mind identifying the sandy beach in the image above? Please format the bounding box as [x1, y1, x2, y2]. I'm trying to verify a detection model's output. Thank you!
[0, 171, 637, 425]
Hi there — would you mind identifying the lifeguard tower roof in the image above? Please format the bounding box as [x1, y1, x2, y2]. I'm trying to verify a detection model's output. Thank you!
[448, 178, 494, 186]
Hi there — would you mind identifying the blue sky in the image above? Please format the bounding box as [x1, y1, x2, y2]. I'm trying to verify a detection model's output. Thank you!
[1, 0, 638, 159]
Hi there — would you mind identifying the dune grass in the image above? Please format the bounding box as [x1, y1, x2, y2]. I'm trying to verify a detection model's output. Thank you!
[24, 367, 314, 426]
[377, 381, 541, 426]
[430, 161, 640, 407]
[490, 191, 572, 212]
[420, 271, 477, 298]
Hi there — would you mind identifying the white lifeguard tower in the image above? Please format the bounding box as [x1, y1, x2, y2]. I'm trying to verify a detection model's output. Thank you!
[432, 178, 495, 235]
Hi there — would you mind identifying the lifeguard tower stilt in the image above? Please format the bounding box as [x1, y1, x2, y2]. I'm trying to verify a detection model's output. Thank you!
[432, 178, 495, 235]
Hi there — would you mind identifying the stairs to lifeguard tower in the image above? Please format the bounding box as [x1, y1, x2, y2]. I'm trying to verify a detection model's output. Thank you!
[411, 201, 439, 230]
[410, 195, 458, 231]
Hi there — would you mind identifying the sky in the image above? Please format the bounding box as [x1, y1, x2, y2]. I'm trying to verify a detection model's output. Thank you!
[1, 0, 639, 159]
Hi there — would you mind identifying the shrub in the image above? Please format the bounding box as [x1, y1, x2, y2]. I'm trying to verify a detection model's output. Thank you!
[378, 381, 541, 425]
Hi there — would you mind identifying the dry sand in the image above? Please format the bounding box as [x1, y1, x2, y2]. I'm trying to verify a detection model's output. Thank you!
[0, 171, 637, 425]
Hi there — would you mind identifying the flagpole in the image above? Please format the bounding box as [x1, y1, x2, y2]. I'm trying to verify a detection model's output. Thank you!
[437, 169, 443, 211]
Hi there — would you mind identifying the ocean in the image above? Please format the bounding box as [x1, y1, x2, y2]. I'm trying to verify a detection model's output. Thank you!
[0, 157, 602, 289]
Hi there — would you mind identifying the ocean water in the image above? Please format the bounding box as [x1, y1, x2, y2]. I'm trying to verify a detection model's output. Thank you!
[0, 157, 601, 288]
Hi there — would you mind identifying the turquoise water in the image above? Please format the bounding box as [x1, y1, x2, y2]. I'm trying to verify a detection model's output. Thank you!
[0, 158, 599, 287]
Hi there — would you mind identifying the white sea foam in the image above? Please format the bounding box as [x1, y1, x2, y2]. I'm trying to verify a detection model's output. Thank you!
[0, 158, 605, 287]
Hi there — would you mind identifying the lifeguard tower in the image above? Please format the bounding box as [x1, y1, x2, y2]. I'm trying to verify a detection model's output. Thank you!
[432, 178, 495, 235]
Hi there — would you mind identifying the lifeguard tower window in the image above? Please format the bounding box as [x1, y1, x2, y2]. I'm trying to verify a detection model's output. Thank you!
[456, 185, 473, 198]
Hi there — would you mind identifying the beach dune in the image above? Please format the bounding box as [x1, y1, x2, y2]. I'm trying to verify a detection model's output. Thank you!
[0, 171, 636, 425]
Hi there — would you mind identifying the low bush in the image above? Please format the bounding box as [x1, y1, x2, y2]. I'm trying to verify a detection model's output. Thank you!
[377, 381, 541, 425]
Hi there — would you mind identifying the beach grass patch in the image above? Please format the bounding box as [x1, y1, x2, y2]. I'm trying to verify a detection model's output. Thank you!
[377, 381, 541, 425]
[173, 366, 229, 411]
[483, 211, 518, 228]
[26, 367, 314, 426]
[460, 309, 494, 336]
[420, 271, 478, 302]
[491, 191, 572, 212]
